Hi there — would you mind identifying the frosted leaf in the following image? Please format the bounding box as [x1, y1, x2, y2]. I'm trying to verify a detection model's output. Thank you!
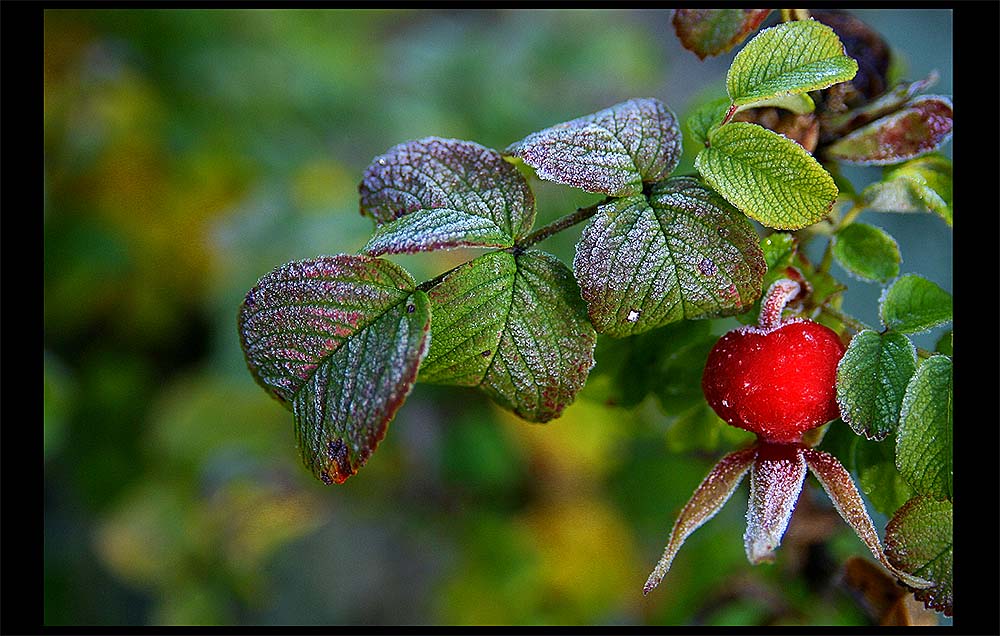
[884, 496, 953, 615]
[418, 251, 516, 387]
[420, 250, 596, 423]
[643, 446, 756, 595]
[861, 154, 952, 227]
[238, 255, 431, 484]
[672, 9, 772, 60]
[878, 274, 952, 335]
[895, 355, 952, 500]
[825, 96, 953, 166]
[504, 98, 682, 197]
[573, 176, 766, 337]
[697, 122, 839, 230]
[359, 137, 535, 254]
[836, 329, 917, 441]
[802, 447, 932, 590]
[832, 223, 900, 284]
[744, 444, 807, 564]
[727, 19, 858, 108]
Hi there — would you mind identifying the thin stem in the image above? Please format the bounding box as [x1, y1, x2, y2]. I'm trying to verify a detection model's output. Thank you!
[514, 196, 610, 250]
[819, 304, 871, 334]
[416, 261, 466, 293]
[718, 102, 739, 129]
[415, 196, 611, 293]
[837, 201, 866, 229]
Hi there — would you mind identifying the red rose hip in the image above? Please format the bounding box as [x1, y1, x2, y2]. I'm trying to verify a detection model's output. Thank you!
[702, 318, 846, 443]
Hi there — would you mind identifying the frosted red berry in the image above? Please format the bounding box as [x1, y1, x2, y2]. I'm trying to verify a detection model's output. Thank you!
[702, 319, 846, 443]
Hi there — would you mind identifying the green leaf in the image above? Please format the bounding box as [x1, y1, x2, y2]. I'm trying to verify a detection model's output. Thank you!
[504, 98, 682, 197]
[817, 422, 913, 517]
[896, 355, 952, 500]
[836, 330, 917, 440]
[665, 403, 720, 453]
[852, 435, 915, 516]
[573, 176, 766, 337]
[663, 398, 755, 455]
[417, 251, 515, 387]
[239, 255, 431, 484]
[879, 274, 952, 334]
[584, 319, 712, 410]
[760, 233, 797, 271]
[697, 122, 839, 230]
[650, 324, 720, 415]
[672, 9, 773, 59]
[727, 19, 858, 108]
[420, 250, 596, 422]
[359, 137, 535, 254]
[739, 92, 815, 115]
[688, 95, 815, 149]
[832, 223, 900, 283]
[825, 96, 953, 165]
[861, 154, 952, 227]
[687, 97, 731, 147]
[884, 496, 953, 615]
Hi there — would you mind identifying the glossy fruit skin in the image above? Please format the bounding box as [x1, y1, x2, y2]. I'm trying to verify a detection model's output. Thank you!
[702, 319, 846, 443]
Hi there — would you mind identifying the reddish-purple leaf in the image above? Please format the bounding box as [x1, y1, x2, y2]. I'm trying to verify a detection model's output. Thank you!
[359, 137, 535, 254]
[672, 9, 773, 60]
[504, 98, 682, 197]
[825, 96, 953, 165]
[239, 255, 431, 484]
[744, 443, 807, 564]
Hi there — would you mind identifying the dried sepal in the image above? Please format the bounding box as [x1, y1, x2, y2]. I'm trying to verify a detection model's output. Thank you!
[744, 443, 807, 563]
[643, 446, 757, 595]
[801, 447, 932, 590]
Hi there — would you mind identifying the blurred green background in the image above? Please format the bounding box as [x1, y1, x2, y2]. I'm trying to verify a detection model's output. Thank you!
[43, 9, 952, 626]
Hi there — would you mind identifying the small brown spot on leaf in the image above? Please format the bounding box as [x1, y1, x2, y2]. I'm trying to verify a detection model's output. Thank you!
[327, 438, 351, 482]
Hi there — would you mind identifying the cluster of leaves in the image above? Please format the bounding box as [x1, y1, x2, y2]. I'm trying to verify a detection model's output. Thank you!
[671, 9, 953, 617]
[238, 10, 952, 618]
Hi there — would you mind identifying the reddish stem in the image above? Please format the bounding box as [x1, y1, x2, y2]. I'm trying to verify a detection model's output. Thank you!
[720, 102, 739, 127]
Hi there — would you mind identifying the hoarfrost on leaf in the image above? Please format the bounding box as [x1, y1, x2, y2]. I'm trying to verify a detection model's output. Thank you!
[419, 250, 596, 422]
[238, 255, 431, 484]
[504, 98, 682, 197]
[359, 137, 536, 254]
[573, 176, 765, 337]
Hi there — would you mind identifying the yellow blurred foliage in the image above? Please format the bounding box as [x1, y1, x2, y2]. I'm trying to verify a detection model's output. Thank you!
[205, 480, 327, 580]
[291, 159, 356, 211]
[496, 398, 631, 489]
[520, 496, 642, 620]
